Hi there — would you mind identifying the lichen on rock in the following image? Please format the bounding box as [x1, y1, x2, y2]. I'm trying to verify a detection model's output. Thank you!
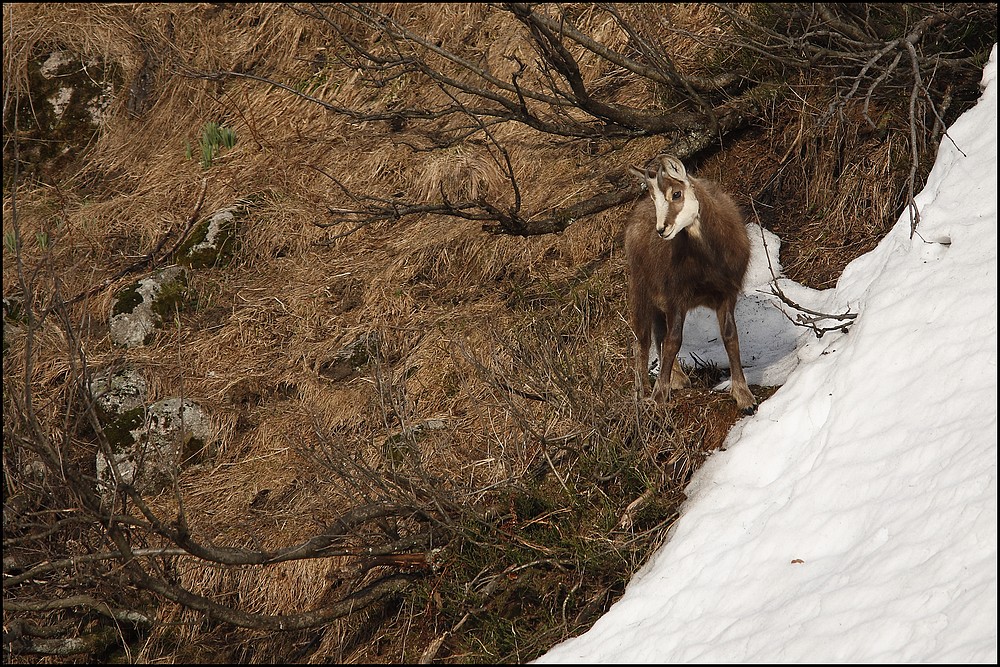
[88, 366, 148, 418]
[3, 48, 119, 186]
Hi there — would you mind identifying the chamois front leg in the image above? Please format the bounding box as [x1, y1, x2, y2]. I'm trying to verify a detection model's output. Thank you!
[632, 307, 655, 400]
[716, 303, 757, 414]
[652, 310, 691, 391]
[650, 307, 686, 405]
[633, 338, 651, 400]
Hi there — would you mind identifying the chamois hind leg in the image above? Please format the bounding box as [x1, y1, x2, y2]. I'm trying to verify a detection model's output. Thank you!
[651, 306, 686, 405]
[716, 301, 757, 414]
[669, 358, 690, 390]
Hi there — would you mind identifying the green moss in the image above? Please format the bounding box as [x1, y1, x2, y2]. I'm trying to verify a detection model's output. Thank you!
[3, 48, 122, 188]
[101, 406, 145, 452]
[175, 211, 238, 268]
[112, 282, 144, 316]
[150, 273, 190, 321]
[111, 271, 190, 329]
[181, 436, 206, 465]
[175, 218, 211, 266]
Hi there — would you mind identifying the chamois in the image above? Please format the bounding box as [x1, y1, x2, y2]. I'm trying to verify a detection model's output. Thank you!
[625, 154, 757, 414]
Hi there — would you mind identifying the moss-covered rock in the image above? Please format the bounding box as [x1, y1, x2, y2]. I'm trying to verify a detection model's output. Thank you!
[100, 405, 146, 455]
[175, 199, 257, 268]
[109, 266, 190, 347]
[3, 48, 119, 188]
[95, 397, 212, 502]
[88, 366, 148, 418]
[90, 367, 212, 502]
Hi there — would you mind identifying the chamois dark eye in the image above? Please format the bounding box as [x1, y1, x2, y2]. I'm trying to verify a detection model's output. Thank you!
[672, 190, 682, 200]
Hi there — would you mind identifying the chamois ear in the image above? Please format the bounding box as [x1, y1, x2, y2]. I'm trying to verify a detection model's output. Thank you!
[661, 155, 688, 182]
[628, 166, 647, 182]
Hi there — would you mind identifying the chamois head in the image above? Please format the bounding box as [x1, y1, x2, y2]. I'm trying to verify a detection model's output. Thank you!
[628, 154, 701, 241]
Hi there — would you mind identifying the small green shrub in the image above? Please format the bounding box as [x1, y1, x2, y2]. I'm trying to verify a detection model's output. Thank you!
[186, 121, 237, 169]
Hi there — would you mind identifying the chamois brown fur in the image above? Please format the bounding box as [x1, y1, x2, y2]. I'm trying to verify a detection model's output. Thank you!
[625, 155, 757, 413]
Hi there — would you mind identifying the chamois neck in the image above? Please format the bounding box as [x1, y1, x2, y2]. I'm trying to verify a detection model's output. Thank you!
[687, 180, 727, 240]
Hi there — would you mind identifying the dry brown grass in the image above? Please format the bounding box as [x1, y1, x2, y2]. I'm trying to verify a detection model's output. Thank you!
[3, 2, 961, 662]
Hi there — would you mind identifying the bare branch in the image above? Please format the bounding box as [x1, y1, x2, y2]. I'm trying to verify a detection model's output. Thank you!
[749, 202, 857, 338]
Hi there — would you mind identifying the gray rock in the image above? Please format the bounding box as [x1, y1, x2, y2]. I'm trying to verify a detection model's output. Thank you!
[89, 366, 148, 417]
[96, 397, 212, 502]
[3, 48, 119, 184]
[175, 199, 257, 268]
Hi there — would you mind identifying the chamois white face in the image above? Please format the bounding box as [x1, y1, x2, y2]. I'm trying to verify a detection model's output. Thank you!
[630, 155, 701, 241]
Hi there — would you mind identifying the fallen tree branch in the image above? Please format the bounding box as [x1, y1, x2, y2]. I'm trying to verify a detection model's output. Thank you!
[4, 594, 154, 627]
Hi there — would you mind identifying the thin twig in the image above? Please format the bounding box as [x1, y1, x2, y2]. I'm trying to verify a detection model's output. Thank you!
[749, 200, 857, 338]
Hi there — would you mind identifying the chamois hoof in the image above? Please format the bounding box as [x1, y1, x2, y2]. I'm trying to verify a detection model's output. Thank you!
[668, 359, 691, 390]
[740, 403, 758, 416]
[649, 386, 671, 406]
